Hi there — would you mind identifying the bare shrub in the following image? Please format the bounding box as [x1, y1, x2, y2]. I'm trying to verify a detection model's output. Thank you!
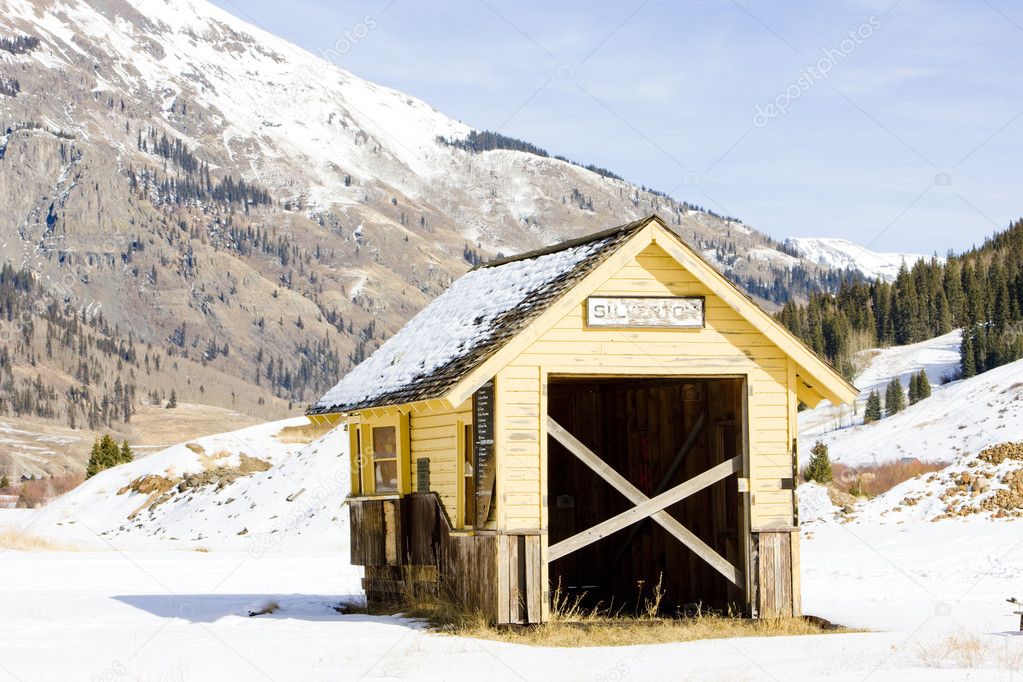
[912, 636, 949, 668]
[949, 632, 989, 668]
[831, 460, 946, 498]
[995, 639, 1023, 671]
[15, 473, 84, 508]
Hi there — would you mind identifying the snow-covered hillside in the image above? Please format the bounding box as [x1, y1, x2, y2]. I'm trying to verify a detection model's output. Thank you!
[799, 330, 961, 441]
[798, 330, 989, 466]
[805, 351, 1023, 467]
[785, 236, 935, 281]
[17, 417, 350, 551]
[817, 354, 1023, 466]
[798, 438, 1023, 525]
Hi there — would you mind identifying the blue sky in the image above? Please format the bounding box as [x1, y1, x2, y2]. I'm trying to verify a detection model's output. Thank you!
[211, 0, 1023, 254]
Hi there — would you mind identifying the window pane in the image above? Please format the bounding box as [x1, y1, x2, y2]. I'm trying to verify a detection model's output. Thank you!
[373, 426, 396, 458]
[375, 459, 397, 493]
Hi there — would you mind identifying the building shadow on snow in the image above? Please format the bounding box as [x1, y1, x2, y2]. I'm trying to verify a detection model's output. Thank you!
[113, 593, 404, 625]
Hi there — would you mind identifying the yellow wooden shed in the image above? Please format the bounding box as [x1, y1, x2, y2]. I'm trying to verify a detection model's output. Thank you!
[308, 214, 856, 624]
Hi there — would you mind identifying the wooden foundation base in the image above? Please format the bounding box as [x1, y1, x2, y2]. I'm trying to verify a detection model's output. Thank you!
[350, 493, 545, 624]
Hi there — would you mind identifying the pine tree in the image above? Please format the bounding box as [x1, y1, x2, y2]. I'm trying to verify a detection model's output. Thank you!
[885, 378, 905, 416]
[86, 437, 102, 478]
[0, 473, 9, 489]
[908, 373, 920, 405]
[961, 328, 977, 378]
[86, 435, 123, 478]
[944, 258, 965, 327]
[935, 289, 953, 335]
[166, 388, 177, 409]
[991, 257, 1011, 336]
[864, 390, 883, 423]
[119, 440, 134, 465]
[917, 369, 932, 399]
[803, 441, 833, 484]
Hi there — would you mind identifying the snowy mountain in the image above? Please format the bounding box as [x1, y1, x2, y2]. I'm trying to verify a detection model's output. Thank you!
[785, 236, 934, 281]
[0, 0, 858, 478]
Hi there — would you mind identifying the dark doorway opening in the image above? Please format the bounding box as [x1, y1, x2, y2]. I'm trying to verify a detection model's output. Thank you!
[547, 376, 745, 615]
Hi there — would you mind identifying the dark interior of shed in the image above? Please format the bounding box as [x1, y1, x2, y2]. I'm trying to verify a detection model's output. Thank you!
[546, 376, 745, 615]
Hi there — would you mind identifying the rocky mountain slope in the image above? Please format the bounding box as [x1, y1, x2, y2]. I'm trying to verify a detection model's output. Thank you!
[0, 0, 853, 477]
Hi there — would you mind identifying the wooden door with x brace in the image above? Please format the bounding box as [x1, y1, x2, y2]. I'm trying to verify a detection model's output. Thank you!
[545, 376, 748, 614]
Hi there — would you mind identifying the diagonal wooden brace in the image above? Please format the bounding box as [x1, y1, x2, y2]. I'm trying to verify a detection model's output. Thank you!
[547, 416, 743, 586]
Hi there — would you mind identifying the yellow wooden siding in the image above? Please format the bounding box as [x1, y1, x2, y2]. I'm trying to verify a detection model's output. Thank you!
[410, 401, 471, 524]
[495, 365, 542, 530]
[495, 242, 796, 531]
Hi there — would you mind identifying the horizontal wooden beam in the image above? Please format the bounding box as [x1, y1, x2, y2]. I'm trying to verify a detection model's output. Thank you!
[546, 417, 742, 585]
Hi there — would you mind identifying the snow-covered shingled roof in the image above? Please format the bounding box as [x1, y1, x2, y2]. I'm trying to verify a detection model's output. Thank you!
[308, 218, 648, 414]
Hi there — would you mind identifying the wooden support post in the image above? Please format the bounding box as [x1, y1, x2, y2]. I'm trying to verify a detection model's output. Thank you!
[752, 529, 797, 618]
[547, 416, 742, 585]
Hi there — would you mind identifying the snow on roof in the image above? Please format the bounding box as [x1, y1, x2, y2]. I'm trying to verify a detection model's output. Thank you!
[309, 220, 647, 414]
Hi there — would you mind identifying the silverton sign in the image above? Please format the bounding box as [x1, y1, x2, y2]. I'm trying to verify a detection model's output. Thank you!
[586, 296, 705, 328]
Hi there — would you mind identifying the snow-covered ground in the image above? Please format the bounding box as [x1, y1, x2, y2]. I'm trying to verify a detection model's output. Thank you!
[1, 377, 1021, 680]
[802, 520, 1023, 635]
[0, 534, 1020, 681]
[785, 236, 935, 281]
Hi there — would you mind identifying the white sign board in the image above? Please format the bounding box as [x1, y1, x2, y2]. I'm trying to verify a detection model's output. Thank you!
[586, 296, 704, 328]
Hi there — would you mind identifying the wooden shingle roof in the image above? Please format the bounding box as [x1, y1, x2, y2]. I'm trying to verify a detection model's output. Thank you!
[308, 217, 649, 415]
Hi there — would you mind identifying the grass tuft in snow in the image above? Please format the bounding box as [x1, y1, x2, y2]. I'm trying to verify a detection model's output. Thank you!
[247, 599, 280, 617]
[0, 529, 76, 551]
[275, 421, 335, 444]
[912, 632, 1004, 669]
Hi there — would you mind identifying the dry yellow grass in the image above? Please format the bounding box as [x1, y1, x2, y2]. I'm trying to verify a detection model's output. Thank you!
[911, 632, 1022, 670]
[995, 639, 1023, 672]
[447, 611, 836, 647]
[275, 421, 336, 444]
[0, 529, 75, 551]
[341, 577, 844, 647]
[831, 460, 946, 498]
